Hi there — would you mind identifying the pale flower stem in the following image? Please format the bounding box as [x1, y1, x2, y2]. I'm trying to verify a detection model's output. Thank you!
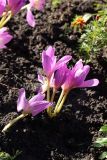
[47, 79, 50, 101]
[47, 88, 56, 117]
[47, 79, 52, 115]
[0, 12, 12, 28]
[0, 13, 7, 27]
[51, 88, 56, 102]
[55, 92, 68, 114]
[2, 113, 27, 133]
[53, 90, 64, 114]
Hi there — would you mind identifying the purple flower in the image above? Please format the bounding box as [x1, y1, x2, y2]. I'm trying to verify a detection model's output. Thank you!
[17, 88, 52, 116]
[42, 46, 72, 80]
[52, 64, 67, 90]
[7, 0, 25, 14]
[26, 0, 46, 27]
[0, 27, 13, 49]
[0, 0, 6, 16]
[62, 59, 99, 92]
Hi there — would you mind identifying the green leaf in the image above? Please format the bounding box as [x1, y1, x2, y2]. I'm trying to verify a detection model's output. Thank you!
[95, 138, 107, 147]
[99, 152, 107, 160]
[83, 13, 92, 22]
[0, 152, 11, 160]
[51, 0, 62, 7]
[0, 150, 21, 160]
[100, 125, 107, 132]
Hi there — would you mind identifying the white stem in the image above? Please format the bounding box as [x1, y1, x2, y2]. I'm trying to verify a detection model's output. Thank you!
[2, 113, 27, 133]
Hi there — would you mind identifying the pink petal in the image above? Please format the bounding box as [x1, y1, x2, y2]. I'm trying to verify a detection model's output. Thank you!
[29, 93, 45, 103]
[1, 34, 13, 44]
[17, 88, 29, 112]
[54, 64, 67, 89]
[38, 74, 48, 93]
[42, 51, 54, 78]
[30, 101, 52, 116]
[7, 0, 25, 14]
[26, 8, 35, 27]
[0, 27, 7, 34]
[82, 65, 90, 79]
[45, 46, 55, 58]
[55, 55, 72, 70]
[74, 65, 90, 86]
[79, 79, 99, 88]
[73, 59, 83, 72]
[0, 28, 13, 49]
[61, 68, 73, 91]
[38, 74, 44, 84]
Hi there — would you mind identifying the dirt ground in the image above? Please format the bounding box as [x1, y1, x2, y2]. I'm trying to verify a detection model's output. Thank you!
[0, 0, 107, 159]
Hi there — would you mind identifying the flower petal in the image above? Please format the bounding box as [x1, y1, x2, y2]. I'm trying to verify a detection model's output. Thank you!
[0, 27, 7, 33]
[29, 93, 45, 103]
[17, 88, 29, 112]
[26, 8, 35, 27]
[38, 74, 45, 84]
[79, 79, 99, 88]
[7, 0, 25, 14]
[42, 51, 54, 78]
[55, 55, 72, 70]
[54, 64, 67, 89]
[45, 46, 55, 58]
[73, 59, 83, 71]
[74, 65, 90, 86]
[38, 74, 48, 93]
[0, 27, 13, 49]
[30, 101, 52, 116]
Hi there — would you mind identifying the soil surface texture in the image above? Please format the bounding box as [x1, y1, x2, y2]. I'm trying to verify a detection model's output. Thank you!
[0, 0, 107, 160]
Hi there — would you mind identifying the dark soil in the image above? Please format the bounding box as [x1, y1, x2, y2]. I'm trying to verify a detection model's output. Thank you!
[0, 0, 107, 160]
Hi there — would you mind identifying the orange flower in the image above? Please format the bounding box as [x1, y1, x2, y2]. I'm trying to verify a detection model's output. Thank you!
[71, 16, 86, 28]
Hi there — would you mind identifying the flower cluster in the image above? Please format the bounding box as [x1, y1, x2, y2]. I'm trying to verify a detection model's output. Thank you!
[2, 46, 99, 132]
[38, 46, 99, 117]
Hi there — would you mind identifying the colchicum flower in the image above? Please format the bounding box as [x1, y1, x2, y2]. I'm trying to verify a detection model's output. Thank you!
[62, 59, 99, 93]
[42, 46, 72, 80]
[2, 88, 52, 132]
[53, 59, 99, 116]
[17, 88, 52, 116]
[0, 27, 13, 49]
[26, 0, 46, 27]
[41, 46, 71, 115]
